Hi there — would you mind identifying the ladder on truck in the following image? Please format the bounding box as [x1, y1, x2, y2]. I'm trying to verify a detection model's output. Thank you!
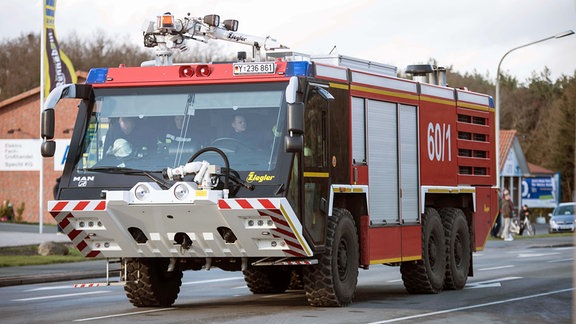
[73, 258, 126, 288]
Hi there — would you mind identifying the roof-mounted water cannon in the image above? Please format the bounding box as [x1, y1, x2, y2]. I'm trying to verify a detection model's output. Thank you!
[141, 12, 289, 66]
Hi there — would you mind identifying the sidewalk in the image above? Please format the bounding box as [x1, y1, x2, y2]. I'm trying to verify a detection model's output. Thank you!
[0, 225, 573, 287]
[0, 231, 71, 247]
[0, 226, 108, 287]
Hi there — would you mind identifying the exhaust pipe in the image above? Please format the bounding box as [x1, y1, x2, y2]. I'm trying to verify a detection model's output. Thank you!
[405, 64, 447, 87]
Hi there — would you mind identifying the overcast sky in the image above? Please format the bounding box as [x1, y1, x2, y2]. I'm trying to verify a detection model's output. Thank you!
[2, 0, 576, 83]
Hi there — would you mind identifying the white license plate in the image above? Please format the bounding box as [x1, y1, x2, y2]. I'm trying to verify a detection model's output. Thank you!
[233, 63, 276, 75]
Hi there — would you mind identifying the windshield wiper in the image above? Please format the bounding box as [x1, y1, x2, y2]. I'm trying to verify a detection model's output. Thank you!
[86, 167, 170, 189]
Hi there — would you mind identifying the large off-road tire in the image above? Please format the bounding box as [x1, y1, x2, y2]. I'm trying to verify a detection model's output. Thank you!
[302, 208, 359, 307]
[400, 207, 446, 294]
[440, 208, 471, 290]
[243, 266, 291, 294]
[124, 258, 183, 307]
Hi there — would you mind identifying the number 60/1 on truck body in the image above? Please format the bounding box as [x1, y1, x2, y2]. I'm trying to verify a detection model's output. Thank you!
[41, 13, 498, 307]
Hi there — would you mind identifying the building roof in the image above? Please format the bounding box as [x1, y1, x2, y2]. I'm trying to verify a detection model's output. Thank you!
[499, 129, 516, 171]
[528, 162, 555, 175]
[500, 129, 555, 177]
[0, 71, 87, 110]
[0, 87, 40, 109]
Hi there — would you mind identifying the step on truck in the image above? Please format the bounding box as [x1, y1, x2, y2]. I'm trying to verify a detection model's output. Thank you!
[41, 12, 498, 307]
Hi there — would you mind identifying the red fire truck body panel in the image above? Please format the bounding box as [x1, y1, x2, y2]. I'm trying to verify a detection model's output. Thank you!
[418, 91, 459, 186]
[315, 63, 496, 263]
[94, 62, 292, 88]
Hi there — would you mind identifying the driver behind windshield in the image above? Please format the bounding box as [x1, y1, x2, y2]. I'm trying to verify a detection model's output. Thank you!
[103, 117, 158, 159]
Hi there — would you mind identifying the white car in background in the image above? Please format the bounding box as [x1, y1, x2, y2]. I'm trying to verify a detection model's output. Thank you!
[549, 202, 575, 233]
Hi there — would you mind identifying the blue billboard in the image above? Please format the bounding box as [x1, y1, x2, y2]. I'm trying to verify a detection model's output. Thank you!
[521, 174, 560, 208]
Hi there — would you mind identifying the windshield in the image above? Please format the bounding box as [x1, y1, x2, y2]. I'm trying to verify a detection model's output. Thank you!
[76, 83, 287, 172]
[554, 204, 575, 216]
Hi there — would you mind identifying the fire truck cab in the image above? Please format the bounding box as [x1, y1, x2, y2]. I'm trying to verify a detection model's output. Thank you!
[41, 13, 497, 307]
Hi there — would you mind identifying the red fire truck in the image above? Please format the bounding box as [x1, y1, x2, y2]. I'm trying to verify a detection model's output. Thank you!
[41, 13, 497, 307]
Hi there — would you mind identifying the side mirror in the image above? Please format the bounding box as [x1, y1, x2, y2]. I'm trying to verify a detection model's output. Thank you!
[41, 109, 55, 140]
[285, 102, 304, 152]
[41, 140, 56, 157]
[287, 102, 303, 135]
[285, 136, 303, 153]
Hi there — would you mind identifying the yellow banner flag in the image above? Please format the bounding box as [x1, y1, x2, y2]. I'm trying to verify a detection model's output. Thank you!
[43, 0, 77, 98]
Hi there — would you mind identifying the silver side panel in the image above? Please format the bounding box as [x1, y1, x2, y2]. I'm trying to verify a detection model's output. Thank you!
[399, 104, 419, 223]
[367, 100, 398, 225]
[351, 97, 366, 164]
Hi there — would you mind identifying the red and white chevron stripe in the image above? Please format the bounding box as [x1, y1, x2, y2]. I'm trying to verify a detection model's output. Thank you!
[49, 200, 105, 258]
[219, 198, 310, 257]
[50, 200, 106, 212]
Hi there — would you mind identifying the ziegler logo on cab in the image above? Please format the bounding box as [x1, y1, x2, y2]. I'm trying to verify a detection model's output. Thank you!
[246, 172, 275, 183]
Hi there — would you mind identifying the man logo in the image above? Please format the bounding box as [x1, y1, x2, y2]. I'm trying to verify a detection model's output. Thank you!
[73, 176, 94, 187]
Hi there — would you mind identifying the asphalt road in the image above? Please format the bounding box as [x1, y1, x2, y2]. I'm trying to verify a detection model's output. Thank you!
[0, 236, 573, 323]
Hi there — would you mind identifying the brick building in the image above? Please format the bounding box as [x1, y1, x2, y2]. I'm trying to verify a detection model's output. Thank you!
[0, 72, 86, 224]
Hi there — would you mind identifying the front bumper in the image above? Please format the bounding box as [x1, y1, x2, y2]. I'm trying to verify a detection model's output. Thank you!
[49, 182, 311, 259]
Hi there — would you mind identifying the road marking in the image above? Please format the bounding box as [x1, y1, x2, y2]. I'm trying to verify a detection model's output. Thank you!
[554, 247, 574, 251]
[25, 285, 76, 292]
[366, 287, 574, 323]
[477, 265, 514, 271]
[465, 276, 522, 289]
[74, 308, 174, 322]
[181, 276, 243, 286]
[548, 258, 574, 263]
[233, 285, 248, 289]
[518, 252, 560, 258]
[12, 290, 109, 302]
[387, 279, 403, 283]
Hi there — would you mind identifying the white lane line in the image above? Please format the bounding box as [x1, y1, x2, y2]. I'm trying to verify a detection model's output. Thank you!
[518, 252, 561, 258]
[12, 290, 109, 302]
[366, 288, 574, 323]
[25, 285, 77, 292]
[232, 285, 248, 289]
[465, 276, 522, 289]
[74, 308, 174, 322]
[548, 258, 574, 263]
[181, 277, 243, 286]
[477, 265, 515, 271]
[554, 247, 574, 251]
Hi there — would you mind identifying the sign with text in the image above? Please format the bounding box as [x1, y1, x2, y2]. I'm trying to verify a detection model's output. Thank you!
[521, 175, 560, 208]
[0, 140, 42, 171]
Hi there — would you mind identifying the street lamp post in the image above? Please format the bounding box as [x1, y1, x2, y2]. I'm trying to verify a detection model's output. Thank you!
[495, 30, 574, 189]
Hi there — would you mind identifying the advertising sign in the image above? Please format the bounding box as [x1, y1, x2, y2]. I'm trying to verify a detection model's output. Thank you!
[521, 175, 559, 208]
[0, 140, 42, 171]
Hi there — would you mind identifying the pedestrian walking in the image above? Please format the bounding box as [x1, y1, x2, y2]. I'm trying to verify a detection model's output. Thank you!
[500, 189, 514, 241]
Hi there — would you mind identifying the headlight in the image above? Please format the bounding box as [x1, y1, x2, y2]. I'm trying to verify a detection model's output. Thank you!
[173, 183, 189, 200]
[550, 219, 557, 226]
[134, 184, 151, 201]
